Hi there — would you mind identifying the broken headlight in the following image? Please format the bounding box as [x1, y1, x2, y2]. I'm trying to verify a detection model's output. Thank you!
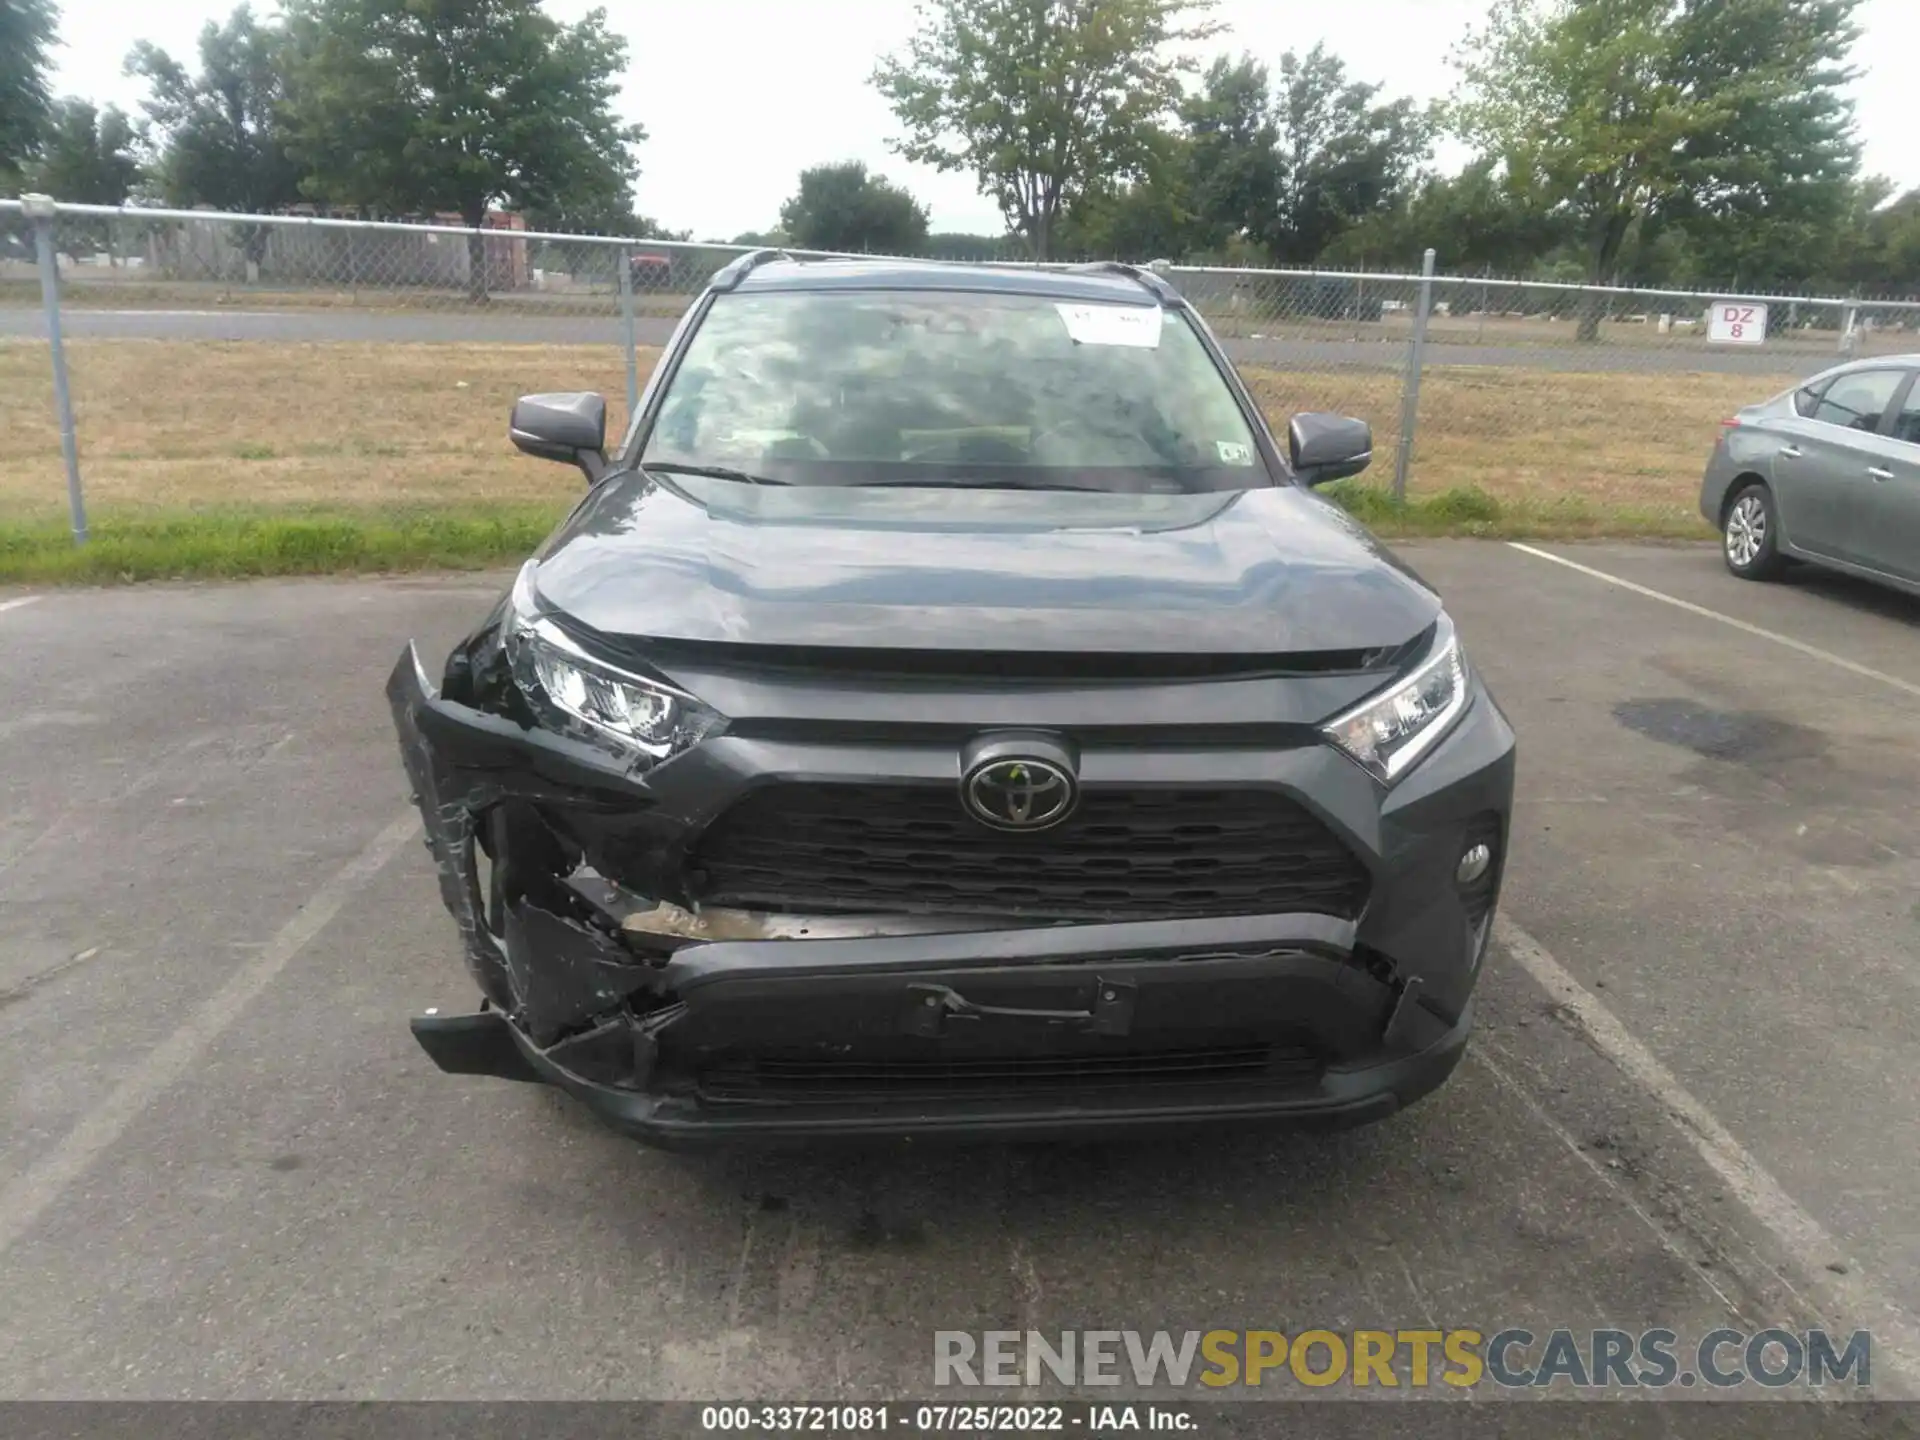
[1321, 620, 1469, 784]
[504, 563, 722, 770]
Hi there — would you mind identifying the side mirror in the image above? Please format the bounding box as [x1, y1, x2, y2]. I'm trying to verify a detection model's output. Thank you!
[1288, 412, 1373, 487]
[510, 392, 609, 483]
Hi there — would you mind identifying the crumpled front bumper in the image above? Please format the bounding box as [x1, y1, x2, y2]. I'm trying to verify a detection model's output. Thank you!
[388, 638, 1514, 1147]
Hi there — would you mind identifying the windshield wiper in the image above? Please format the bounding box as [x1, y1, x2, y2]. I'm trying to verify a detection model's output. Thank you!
[641, 462, 791, 487]
[850, 478, 1138, 494]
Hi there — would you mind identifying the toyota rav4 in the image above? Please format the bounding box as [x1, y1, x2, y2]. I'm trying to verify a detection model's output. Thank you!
[388, 253, 1516, 1146]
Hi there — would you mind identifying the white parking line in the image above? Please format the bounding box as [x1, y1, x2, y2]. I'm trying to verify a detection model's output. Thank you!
[0, 808, 420, 1260]
[0, 596, 42, 616]
[1496, 916, 1920, 1396]
[1507, 543, 1920, 701]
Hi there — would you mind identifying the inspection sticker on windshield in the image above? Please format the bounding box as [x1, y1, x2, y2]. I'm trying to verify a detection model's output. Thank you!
[1056, 303, 1163, 347]
[1216, 440, 1254, 466]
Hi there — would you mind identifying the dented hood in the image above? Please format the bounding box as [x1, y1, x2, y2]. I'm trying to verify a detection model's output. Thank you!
[528, 473, 1440, 655]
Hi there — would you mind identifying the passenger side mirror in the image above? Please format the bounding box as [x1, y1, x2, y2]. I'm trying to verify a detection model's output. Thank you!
[510, 392, 609, 484]
[1288, 413, 1373, 487]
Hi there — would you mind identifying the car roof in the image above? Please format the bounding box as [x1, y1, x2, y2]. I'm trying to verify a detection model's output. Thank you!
[728, 256, 1167, 306]
[1815, 353, 1920, 380]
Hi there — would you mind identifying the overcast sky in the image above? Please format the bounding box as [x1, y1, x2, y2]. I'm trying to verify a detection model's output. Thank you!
[44, 0, 1920, 238]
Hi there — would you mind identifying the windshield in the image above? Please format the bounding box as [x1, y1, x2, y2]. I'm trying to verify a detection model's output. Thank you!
[639, 288, 1270, 493]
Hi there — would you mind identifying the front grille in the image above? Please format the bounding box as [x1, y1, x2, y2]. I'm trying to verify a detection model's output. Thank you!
[684, 783, 1370, 921]
[697, 1041, 1321, 1105]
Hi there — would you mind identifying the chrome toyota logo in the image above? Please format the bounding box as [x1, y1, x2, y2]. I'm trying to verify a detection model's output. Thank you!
[963, 757, 1077, 831]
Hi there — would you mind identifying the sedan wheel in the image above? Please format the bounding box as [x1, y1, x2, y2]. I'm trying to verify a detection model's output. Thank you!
[1722, 483, 1786, 581]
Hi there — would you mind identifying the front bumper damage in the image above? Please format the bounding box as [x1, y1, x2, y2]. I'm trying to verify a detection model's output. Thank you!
[388, 634, 1515, 1147]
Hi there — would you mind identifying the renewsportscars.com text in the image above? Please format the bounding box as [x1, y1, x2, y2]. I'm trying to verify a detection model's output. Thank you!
[933, 1328, 1872, 1391]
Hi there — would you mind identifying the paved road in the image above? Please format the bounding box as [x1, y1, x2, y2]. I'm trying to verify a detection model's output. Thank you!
[0, 305, 1843, 376]
[1, 543, 1917, 1407]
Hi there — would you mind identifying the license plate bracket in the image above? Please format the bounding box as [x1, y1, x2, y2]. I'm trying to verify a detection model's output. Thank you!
[899, 977, 1138, 1038]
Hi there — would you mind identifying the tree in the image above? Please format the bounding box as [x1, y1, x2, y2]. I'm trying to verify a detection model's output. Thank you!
[1065, 45, 1427, 266]
[1057, 125, 1196, 258]
[1323, 158, 1570, 275]
[1, 0, 60, 190]
[1828, 182, 1920, 291]
[1863, 191, 1920, 290]
[1179, 55, 1282, 254]
[279, 0, 646, 300]
[923, 230, 1021, 260]
[1268, 44, 1429, 264]
[873, 0, 1222, 260]
[1452, 0, 1862, 338]
[27, 98, 140, 203]
[23, 98, 141, 259]
[778, 161, 930, 254]
[126, 6, 303, 219]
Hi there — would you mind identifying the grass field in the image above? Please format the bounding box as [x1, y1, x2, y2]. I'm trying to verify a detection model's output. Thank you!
[0, 338, 1793, 582]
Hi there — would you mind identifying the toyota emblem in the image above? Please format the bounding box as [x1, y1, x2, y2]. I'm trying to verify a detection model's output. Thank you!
[963, 756, 1077, 831]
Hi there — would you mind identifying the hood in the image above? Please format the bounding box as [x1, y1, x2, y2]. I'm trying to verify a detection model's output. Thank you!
[530, 474, 1439, 656]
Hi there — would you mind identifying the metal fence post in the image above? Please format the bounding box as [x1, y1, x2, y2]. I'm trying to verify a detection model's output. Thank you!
[1393, 247, 1436, 504]
[24, 195, 88, 545]
[617, 247, 639, 416]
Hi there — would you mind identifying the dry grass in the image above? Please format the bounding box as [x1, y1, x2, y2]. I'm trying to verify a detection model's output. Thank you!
[1250, 362, 1790, 519]
[0, 338, 1796, 529]
[0, 340, 647, 517]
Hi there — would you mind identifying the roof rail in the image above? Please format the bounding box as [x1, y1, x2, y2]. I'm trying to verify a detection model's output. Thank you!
[1065, 260, 1184, 306]
[711, 247, 797, 292]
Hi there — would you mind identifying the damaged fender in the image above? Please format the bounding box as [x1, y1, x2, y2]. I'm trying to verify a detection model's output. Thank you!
[387, 641, 665, 1050]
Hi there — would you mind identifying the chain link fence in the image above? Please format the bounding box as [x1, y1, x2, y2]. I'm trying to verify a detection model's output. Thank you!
[4, 197, 1917, 544]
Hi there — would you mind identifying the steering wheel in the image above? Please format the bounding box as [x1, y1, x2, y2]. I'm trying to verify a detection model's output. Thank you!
[1029, 414, 1112, 459]
[760, 433, 830, 462]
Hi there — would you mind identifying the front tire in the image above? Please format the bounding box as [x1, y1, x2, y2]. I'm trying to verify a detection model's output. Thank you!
[1722, 482, 1786, 581]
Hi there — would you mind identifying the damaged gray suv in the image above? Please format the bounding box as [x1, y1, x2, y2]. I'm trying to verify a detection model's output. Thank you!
[389, 254, 1515, 1146]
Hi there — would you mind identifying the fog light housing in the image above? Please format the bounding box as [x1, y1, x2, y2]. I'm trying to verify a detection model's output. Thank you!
[1457, 842, 1493, 886]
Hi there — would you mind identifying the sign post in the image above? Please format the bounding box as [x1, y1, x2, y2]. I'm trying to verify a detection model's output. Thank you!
[1707, 301, 1769, 345]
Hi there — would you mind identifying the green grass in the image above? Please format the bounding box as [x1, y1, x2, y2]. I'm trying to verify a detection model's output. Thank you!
[0, 503, 568, 584]
[0, 489, 1713, 586]
[1321, 481, 1713, 541]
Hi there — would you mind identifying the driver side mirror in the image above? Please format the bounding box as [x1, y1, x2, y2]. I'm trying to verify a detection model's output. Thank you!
[1288, 412, 1373, 487]
[510, 392, 609, 484]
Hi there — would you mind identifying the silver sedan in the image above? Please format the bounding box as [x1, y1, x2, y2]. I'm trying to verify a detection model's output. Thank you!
[1699, 355, 1920, 595]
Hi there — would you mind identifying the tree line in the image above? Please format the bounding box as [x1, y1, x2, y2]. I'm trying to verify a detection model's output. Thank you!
[1, 0, 651, 297]
[2, 0, 1916, 300]
[862, 0, 1916, 300]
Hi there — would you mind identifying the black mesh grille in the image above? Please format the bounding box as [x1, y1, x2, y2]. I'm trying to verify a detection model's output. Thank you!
[697, 1041, 1320, 1105]
[684, 783, 1370, 921]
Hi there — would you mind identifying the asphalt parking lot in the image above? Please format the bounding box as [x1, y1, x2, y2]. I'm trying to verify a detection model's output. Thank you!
[1, 539, 1918, 1405]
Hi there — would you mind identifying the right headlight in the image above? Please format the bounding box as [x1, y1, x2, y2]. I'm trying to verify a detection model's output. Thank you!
[1320, 622, 1470, 784]
[502, 562, 722, 772]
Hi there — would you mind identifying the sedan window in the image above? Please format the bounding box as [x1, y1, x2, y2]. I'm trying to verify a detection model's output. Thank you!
[1791, 382, 1827, 417]
[1892, 378, 1920, 446]
[1811, 369, 1903, 432]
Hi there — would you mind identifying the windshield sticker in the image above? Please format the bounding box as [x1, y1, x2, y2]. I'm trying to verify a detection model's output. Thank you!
[1216, 440, 1254, 466]
[1055, 303, 1164, 348]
